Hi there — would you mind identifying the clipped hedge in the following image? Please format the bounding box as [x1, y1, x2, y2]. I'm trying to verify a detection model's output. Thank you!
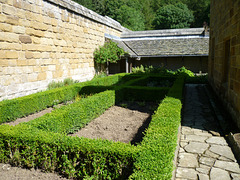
[26, 90, 115, 134]
[0, 85, 80, 124]
[129, 76, 184, 179]
[0, 73, 185, 179]
[121, 86, 169, 102]
[0, 124, 138, 179]
[0, 73, 127, 124]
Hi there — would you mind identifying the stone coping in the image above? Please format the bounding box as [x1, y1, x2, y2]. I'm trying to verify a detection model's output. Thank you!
[121, 28, 205, 38]
[46, 0, 129, 32]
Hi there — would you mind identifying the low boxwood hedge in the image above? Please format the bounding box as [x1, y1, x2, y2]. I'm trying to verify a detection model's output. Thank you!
[0, 73, 127, 124]
[0, 124, 138, 179]
[129, 76, 184, 179]
[25, 90, 115, 134]
[0, 73, 185, 179]
[121, 86, 169, 102]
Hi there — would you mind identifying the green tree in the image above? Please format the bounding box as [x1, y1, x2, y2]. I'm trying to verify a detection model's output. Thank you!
[153, 3, 194, 29]
[139, 0, 155, 30]
[115, 5, 145, 31]
[152, 0, 183, 12]
[94, 40, 126, 73]
[183, 0, 210, 27]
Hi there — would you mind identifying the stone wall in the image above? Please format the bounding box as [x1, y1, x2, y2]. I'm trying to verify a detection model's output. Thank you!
[0, 0, 126, 100]
[209, 0, 240, 128]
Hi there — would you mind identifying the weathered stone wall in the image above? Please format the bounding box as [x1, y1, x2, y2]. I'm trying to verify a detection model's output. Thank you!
[0, 0, 126, 100]
[209, 0, 240, 128]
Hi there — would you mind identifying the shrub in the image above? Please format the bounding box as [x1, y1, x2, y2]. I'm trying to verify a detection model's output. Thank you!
[47, 78, 79, 90]
[0, 72, 185, 179]
[130, 76, 184, 179]
[26, 90, 116, 134]
[0, 85, 81, 124]
[0, 124, 138, 179]
[94, 40, 126, 73]
[0, 73, 127, 124]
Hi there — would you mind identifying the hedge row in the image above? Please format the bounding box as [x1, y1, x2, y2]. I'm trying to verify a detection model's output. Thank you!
[116, 75, 173, 102]
[120, 86, 169, 102]
[130, 76, 184, 179]
[0, 124, 138, 179]
[0, 73, 127, 124]
[25, 90, 115, 134]
[0, 73, 184, 179]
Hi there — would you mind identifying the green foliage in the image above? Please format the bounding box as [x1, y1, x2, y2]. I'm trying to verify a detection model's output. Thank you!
[26, 90, 115, 134]
[115, 5, 145, 31]
[0, 74, 126, 124]
[186, 74, 208, 84]
[47, 78, 79, 90]
[153, 3, 194, 29]
[132, 65, 196, 77]
[183, 0, 210, 27]
[0, 124, 138, 179]
[129, 76, 184, 179]
[92, 72, 107, 79]
[175, 66, 195, 77]
[94, 41, 125, 64]
[0, 85, 81, 124]
[73, 0, 209, 30]
[0, 72, 187, 179]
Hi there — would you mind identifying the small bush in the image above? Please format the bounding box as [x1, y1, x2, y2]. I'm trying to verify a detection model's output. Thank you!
[47, 78, 79, 90]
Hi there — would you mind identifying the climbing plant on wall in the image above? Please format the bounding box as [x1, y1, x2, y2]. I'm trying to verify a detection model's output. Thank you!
[94, 40, 126, 74]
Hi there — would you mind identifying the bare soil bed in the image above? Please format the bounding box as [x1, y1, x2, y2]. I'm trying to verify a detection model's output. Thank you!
[0, 101, 157, 179]
[4, 108, 54, 126]
[70, 101, 157, 144]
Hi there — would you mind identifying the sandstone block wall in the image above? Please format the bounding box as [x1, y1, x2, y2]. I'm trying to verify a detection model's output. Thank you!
[0, 0, 126, 100]
[209, 0, 240, 128]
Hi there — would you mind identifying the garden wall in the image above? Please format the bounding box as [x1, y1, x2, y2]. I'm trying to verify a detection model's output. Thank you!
[0, 0, 127, 100]
[209, 0, 240, 129]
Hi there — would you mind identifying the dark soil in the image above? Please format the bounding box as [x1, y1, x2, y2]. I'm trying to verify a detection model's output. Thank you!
[70, 101, 157, 145]
[1, 101, 157, 179]
[0, 163, 68, 180]
[4, 108, 53, 126]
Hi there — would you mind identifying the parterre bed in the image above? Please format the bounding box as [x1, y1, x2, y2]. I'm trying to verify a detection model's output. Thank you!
[0, 73, 185, 179]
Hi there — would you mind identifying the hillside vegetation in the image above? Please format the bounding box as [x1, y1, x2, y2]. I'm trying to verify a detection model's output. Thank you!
[74, 0, 210, 31]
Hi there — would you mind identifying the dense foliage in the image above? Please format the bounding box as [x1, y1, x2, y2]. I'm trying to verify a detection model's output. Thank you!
[0, 71, 184, 179]
[153, 3, 194, 29]
[73, 0, 210, 30]
[94, 41, 125, 64]
[0, 72, 185, 179]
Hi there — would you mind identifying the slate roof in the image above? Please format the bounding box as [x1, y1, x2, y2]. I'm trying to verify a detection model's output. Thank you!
[109, 28, 209, 58]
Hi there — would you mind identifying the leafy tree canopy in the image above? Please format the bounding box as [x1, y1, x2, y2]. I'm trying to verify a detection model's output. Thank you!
[73, 0, 210, 30]
[115, 5, 145, 31]
[153, 3, 194, 29]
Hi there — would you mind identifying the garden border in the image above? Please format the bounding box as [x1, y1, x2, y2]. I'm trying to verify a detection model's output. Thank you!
[0, 73, 185, 179]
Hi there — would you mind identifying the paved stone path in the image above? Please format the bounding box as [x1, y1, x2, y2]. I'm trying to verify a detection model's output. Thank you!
[175, 84, 240, 180]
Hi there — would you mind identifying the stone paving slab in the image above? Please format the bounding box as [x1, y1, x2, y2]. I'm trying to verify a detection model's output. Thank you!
[174, 84, 240, 180]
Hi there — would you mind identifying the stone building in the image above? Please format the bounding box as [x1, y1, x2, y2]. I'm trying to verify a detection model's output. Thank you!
[109, 28, 209, 74]
[208, 0, 240, 129]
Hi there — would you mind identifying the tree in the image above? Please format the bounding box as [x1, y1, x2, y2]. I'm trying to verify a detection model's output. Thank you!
[115, 5, 145, 31]
[183, 0, 210, 27]
[153, 3, 194, 29]
[94, 41, 126, 74]
[139, 0, 155, 30]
